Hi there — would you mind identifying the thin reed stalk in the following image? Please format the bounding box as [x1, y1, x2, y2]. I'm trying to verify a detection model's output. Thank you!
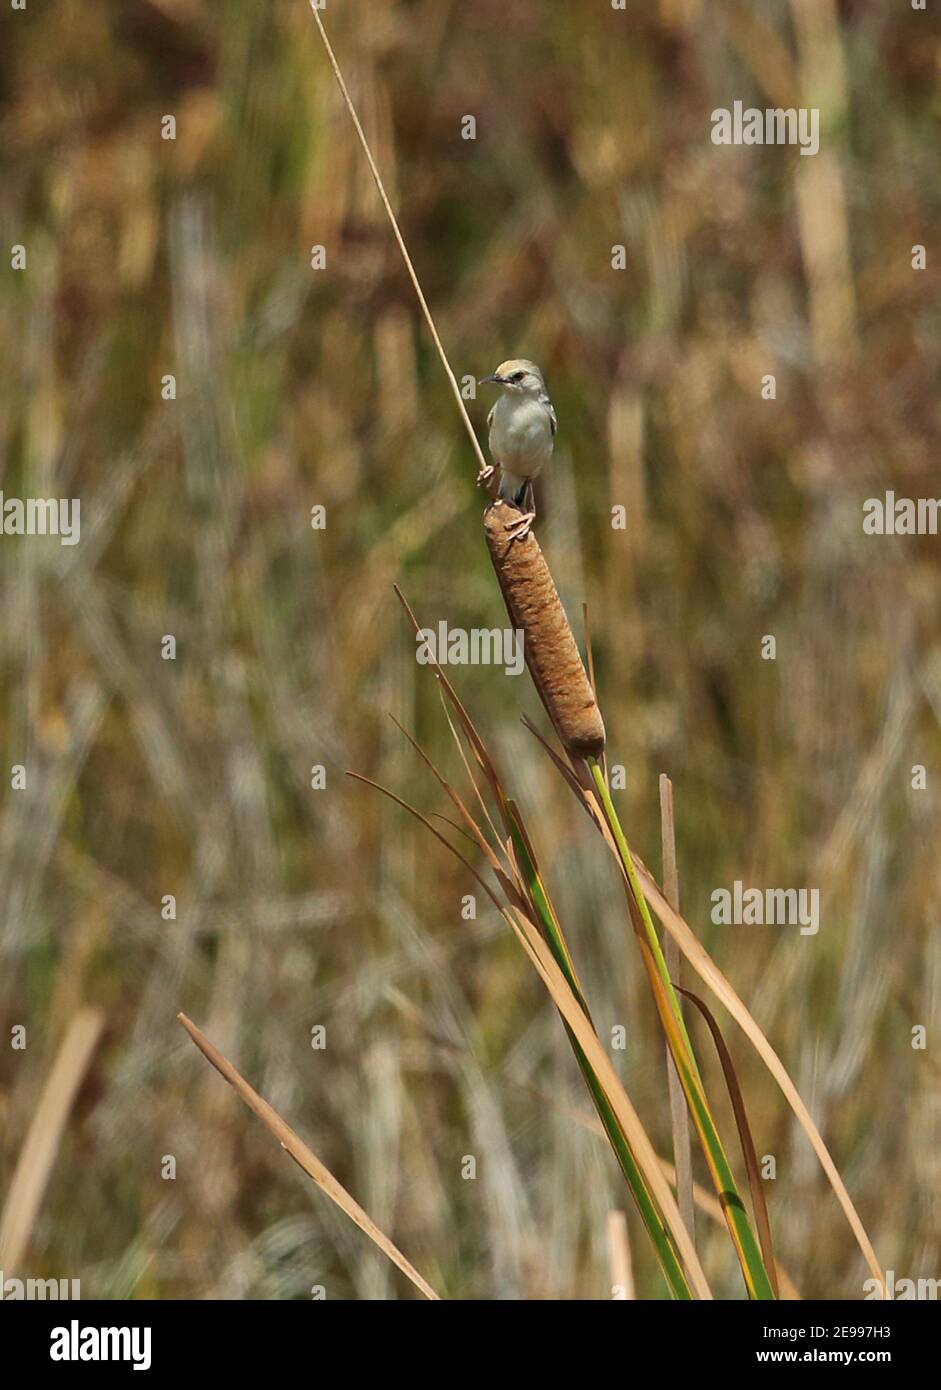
[0, 1008, 104, 1275]
[308, 4, 491, 484]
[659, 775, 696, 1255]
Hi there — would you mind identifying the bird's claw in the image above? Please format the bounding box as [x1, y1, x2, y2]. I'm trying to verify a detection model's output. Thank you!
[504, 510, 536, 542]
[476, 464, 495, 487]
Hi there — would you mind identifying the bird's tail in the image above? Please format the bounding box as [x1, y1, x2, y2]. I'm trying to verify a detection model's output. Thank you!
[498, 469, 528, 504]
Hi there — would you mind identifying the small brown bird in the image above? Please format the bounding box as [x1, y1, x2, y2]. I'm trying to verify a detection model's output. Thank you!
[477, 359, 556, 539]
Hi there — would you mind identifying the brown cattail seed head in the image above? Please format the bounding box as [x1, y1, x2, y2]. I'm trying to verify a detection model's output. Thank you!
[484, 502, 605, 760]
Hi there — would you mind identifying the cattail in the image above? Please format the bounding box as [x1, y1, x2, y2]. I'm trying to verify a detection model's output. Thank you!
[484, 502, 605, 760]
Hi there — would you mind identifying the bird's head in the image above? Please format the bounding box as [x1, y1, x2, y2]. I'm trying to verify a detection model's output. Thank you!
[478, 359, 546, 396]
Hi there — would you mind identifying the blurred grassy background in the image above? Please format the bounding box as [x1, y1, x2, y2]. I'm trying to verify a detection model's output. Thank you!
[1, 0, 939, 1299]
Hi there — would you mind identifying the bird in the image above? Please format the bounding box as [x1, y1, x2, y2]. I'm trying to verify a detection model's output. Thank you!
[477, 359, 556, 540]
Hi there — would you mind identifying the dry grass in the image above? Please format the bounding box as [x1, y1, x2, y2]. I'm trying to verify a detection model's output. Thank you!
[177, 1011, 439, 1299]
[0, 1008, 104, 1274]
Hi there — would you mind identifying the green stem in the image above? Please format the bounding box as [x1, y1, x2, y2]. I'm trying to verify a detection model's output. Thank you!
[587, 758, 776, 1301]
[504, 799, 693, 1299]
[570, 1026, 692, 1300]
[589, 760, 699, 1072]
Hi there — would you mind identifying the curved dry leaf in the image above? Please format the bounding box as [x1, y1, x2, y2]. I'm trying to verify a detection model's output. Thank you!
[178, 1013, 440, 1301]
[634, 862, 885, 1295]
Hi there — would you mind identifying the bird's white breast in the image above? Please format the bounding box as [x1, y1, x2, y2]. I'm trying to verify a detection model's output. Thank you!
[489, 394, 554, 479]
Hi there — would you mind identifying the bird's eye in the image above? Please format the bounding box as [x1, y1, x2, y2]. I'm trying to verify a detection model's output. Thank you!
[511, 371, 524, 382]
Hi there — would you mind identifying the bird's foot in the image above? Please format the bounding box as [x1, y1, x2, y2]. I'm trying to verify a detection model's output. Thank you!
[504, 509, 536, 542]
[476, 464, 495, 487]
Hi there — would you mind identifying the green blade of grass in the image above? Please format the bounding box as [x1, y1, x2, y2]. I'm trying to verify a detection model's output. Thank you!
[498, 896, 712, 1297]
[632, 855, 886, 1294]
[376, 598, 709, 1296]
[588, 758, 776, 1300]
[589, 759, 699, 1067]
[677, 985, 780, 1298]
[525, 724, 884, 1295]
[501, 797, 693, 1300]
[352, 760, 705, 1298]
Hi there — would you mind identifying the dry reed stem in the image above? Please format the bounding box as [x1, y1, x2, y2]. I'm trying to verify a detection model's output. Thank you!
[0, 1007, 104, 1274]
[309, 3, 491, 484]
[658, 774, 695, 1252]
[177, 1013, 440, 1301]
[351, 766, 710, 1296]
[529, 742, 881, 1292]
[630, 864, 886, 1294]
[484, 502, 605, 759]
[499, 906, 711, 1297]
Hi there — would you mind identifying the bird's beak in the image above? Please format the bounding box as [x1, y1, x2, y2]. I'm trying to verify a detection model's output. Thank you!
[478, 373, 502, 386]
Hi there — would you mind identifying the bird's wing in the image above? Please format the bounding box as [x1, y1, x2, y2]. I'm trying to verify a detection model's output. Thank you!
[548, 400, 558, 437]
